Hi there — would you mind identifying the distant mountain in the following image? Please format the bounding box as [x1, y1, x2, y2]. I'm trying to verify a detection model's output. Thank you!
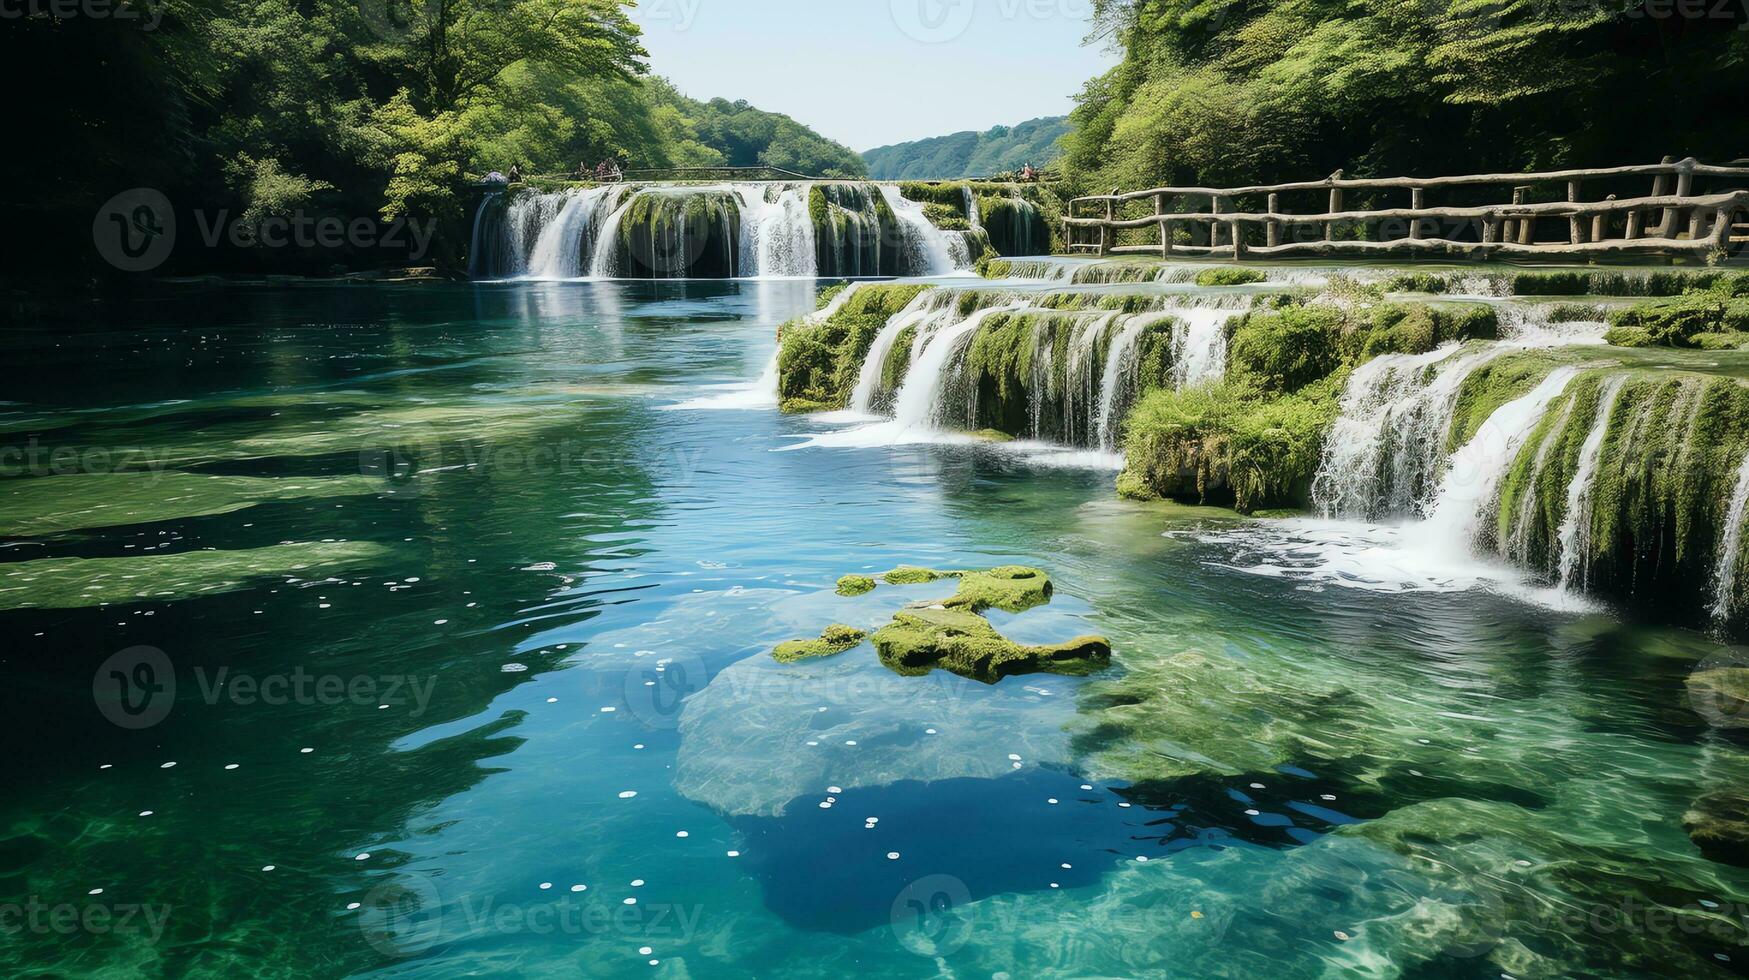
[863, 117, 1068, 180]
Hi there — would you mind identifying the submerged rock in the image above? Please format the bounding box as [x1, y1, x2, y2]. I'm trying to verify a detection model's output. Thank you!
[835, 574, 876, 597]
[872, 606, 1110, 684]
[772, 625, 868, 664]
[1685, 790, 1749, 867]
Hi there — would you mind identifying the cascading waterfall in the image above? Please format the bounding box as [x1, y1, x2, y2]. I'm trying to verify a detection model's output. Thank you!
[1095, 316, 1154, 451]
[890, 305, 1021, 431]
[1171, 309, 1236, 387]
[1414, 367, 1580, 554]
[524, 186, 626, 279]
[877, 185, 962, 277]
[472, 182, 986, 280]
[1555, 375, 1627, 592]
[849, 290, 956, 413]
[1312, 346, 1504, 520]
[736, 185, 817, 278]
[1710, 452, 1749, 622]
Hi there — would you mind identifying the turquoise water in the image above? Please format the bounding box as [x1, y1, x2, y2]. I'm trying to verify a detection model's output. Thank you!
[4, 279, 1749, 978]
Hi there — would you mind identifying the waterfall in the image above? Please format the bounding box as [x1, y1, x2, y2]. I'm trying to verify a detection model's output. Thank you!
[1312, 346, 1503, 520]
[849, 290, 948, 413]
[736, 185, 817, 278]
[466, 192, 500, 279]
[1555, 376, 1627, 592]
[1095, 316, 1154, 451]
[523, 186, 625, 279]
[877, 185, 959, 277]
[1711, 452, 1749, 623]
[890, 305, 1020, 431]
[1171, 309, 1236, 387]
[1414, 367, 1579, 554]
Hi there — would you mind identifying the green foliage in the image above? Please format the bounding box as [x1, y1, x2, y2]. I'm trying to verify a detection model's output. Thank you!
[1062, 0, 1749, 199]
[1511, 270, 1732, 297]
[864, 117, 1070, 180]
[1120, 376, 1344, 513]
[1194, 267, 1266, 287]
[921, 202, 970, 231]
[1606, 294, 1749, 350]
[1227, 306, 1344, 394]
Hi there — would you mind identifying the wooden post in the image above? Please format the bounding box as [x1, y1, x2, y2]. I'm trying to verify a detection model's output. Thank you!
[1658, 157, 1687, 238]
[1483, 213, 1500, 245]
[1592, 195, 1614, 242]
[1156, 192, 1170, 258]
[1230, 219, 1245, 259]
[1516, 187, 1533, 245]
[1572, 182, 1592, 262]
[1689, 208, 1705, 241]
[1410, 187, 1424, 241]
[1714, 207, 1734, 249]
[1211, 195, 1225, 248]
[1325, 171, 1343, 242]
[1267, 192, 1281, 248]
[1100, 194, 1113, 255]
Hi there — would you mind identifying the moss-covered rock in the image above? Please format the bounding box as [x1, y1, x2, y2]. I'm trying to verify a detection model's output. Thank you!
[776, 283, 931, 413]
[1511, 269, 1742, 297]
[835, 574, 876, 596]
[1684, 790, 1749, 867]
[1606, 294, 1749, 349]
[881, 565, 946, 585]
[871, 606, 1110, 684]
[772, 624, 868, 664]
[1120, 376, 1344, 513]
[1194, 267, 1267, 287]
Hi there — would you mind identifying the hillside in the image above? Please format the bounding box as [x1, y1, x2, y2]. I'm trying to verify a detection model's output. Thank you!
[863, 117, 1067, 180]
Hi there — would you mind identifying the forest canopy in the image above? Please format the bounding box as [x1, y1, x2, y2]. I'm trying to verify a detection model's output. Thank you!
[2, 0, 863, 275]
[864, 117, 1070, 180]
[1062, 0, 1749, 193]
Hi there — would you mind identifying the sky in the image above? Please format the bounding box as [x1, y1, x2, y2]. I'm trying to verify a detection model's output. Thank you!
[633, 0, 1118, 151]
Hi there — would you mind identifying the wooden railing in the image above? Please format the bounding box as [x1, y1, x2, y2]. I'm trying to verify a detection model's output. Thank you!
[1064, 157, 1749, 260]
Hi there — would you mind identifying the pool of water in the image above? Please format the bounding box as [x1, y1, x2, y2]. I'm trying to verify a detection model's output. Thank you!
[3, 278, 1748, 978]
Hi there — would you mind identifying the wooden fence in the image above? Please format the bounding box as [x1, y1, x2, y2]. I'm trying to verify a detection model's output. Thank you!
[1064, 157, 1749, 261]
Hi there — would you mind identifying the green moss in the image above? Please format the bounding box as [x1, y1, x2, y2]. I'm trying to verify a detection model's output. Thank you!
[0, 472, 384, 537]
[1227, 306, 1344, 394]
[880, 325, 917, 394]
[1606, 294, 1749, 349]
[1683, 789, 1749, 867]
[1511, 269, 1731, 297]
[1120, 375, 1344, 513]
[814, 282, 848, 311]
[871, 606, 1110, 684]
[835, 574, 876, 596]
[772, 624, 868, 663]
[1382, 272, 1452, 294]
[1194, 267, 1267, 287]
[1446, 353, 1562, 451]
[920, 202, 968, 231]
[881, 565, 947, 585]
[776, 284, 931, 412]
[0, 541, 391, 610]
[976, 255, 1013, 279]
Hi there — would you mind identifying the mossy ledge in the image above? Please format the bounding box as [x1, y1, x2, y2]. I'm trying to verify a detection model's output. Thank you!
[776, 283, 931, 413]
[1120, 299, 1498, 513]
[772, 625, 868, 664]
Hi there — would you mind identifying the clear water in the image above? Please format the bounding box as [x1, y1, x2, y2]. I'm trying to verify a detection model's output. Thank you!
[3, 279, 1748, 978]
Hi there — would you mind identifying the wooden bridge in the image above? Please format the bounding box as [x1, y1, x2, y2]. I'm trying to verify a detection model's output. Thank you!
[1065, 157, 1749, 261]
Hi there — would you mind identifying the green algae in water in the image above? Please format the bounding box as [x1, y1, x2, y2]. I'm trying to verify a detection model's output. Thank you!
[0, 540, 391, 609]
[0, 472, 386, 536]
[871, 606, 1110, 684]
[772, 624, 868, 663]
[835, 574, 876, 596]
